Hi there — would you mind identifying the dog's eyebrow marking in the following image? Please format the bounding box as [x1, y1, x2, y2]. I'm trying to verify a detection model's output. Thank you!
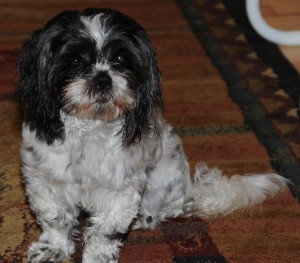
[81, 14, 110, 51]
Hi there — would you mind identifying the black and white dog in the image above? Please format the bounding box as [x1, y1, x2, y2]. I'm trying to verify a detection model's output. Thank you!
[18, 8, 287, 263]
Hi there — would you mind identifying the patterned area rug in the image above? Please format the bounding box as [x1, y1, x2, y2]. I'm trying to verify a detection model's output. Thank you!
[0, 0, 299, 262]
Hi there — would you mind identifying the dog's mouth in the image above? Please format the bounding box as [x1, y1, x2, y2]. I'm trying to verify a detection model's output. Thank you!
[95, 92, 114, 104]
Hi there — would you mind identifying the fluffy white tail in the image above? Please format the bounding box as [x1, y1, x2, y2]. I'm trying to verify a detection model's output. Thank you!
[191, 163, 288, 218]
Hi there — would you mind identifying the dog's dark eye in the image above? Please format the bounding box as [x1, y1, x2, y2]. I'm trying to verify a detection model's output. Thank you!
[69, 57, 83, 67]
[112, 53, 129, 67]
[115, 54, 127, 63]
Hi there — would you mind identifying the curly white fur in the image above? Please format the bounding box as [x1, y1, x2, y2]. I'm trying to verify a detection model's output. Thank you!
[21, 112, 288, 262]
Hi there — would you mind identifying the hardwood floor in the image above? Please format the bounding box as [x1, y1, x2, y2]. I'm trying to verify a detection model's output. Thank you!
[261, 0, 300, 72]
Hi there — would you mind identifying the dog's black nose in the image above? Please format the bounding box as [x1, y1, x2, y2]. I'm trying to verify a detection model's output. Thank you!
[92, 72, 112, 92]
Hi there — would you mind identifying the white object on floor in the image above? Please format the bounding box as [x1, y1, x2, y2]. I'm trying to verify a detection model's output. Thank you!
[246, 0, 300, 46]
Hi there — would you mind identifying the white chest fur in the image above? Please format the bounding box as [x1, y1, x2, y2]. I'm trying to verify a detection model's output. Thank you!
[20, 114, 158, 210]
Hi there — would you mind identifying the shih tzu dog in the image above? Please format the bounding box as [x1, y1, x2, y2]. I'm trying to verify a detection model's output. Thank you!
[18, 8, 288, 263]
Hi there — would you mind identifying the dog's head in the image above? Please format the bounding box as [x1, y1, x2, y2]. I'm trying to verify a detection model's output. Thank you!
[18, 8, 162, 146]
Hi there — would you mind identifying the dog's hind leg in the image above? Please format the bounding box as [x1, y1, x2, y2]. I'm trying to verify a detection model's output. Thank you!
[133, 127, 193, 230]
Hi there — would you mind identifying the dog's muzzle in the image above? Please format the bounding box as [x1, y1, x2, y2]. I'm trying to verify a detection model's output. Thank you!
[92, 71, 113, 103]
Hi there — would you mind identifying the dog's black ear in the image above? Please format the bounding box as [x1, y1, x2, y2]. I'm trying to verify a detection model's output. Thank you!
[122, 33, 163, 147]
[18, 11, 78, 144]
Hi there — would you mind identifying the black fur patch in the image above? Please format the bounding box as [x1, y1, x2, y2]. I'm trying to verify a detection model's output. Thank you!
[105, 231, 127, 241]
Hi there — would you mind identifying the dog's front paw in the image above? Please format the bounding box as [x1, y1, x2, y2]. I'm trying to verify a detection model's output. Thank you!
[83, 244, 119, 263]
[28, 242, 67, 263]
[83, 253, 118, 263]
[83, 237, 119, 263]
